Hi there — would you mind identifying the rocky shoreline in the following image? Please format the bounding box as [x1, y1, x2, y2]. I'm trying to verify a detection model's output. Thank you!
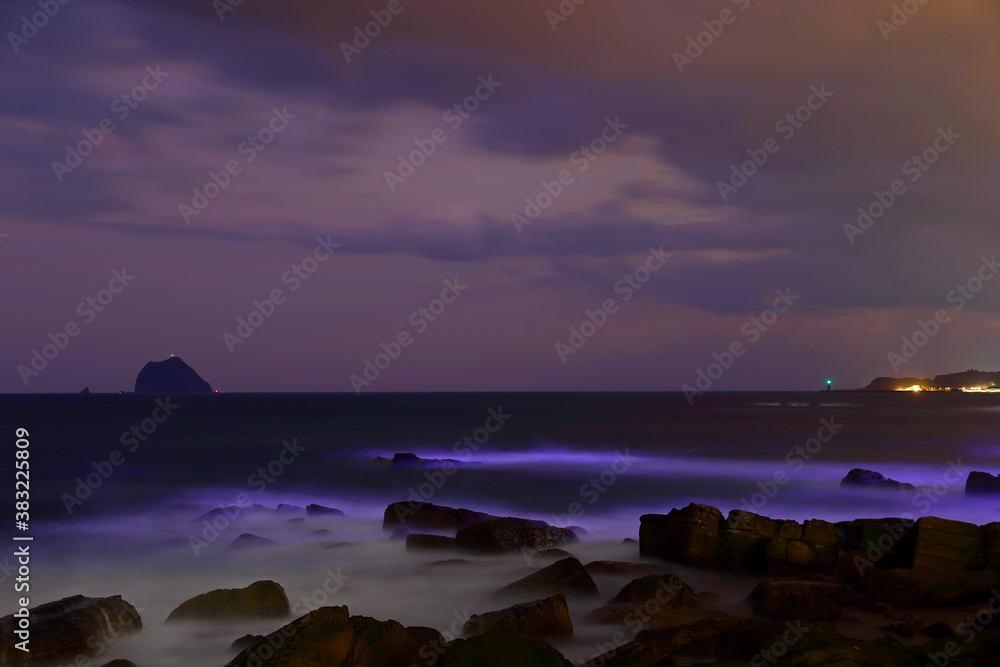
[6, 498, 1000, 666]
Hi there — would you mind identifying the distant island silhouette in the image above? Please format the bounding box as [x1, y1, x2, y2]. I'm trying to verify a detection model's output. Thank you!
[859, 369, 1000, 391]
[134, 356, 213, 394]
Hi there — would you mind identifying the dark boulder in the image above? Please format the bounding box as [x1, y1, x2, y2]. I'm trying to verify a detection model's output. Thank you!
[857, 568, 1000, 607]
[134, 356, 212, 394]
[383, 501, 496, 532]
[841, 468, 915, 489]
[464, 594, 573, 638]
[0, 595, 141, 666]
[494, 557, 598, 598]
[227, 534, 277, 551]
[224, 606, 444, 667]
[584, 561, 660, 577]
[967, 471, 1000, 494]
[984, 522, 1000, 569]
[306, 503, 345, 517]
[166, 580, 289, 622]
[232, 633, 264, 650]
[749, 580, 846, 621]
[438, 628, 572, 666]
[405, 534, 456, 551]
[584, 573, 709, 626]
[880, 612, 924, 637]
[639, 503, 724, 567]
[764, 519, 839, 575]
[837, 518, 916, 569]
[456, 519, 576, 554]
[912, 516, 983, 569]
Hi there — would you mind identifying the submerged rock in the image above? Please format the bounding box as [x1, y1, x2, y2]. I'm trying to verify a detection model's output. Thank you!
[584, 561, 660, 577]
[383, 501, 496, 532]
[306, 503, 345, 517]
[966, 471, 1000, 494]
[494, 557, 598, 598]
[456, 519, 577, 554]
[166, 580, 289, 622]
[227, 533, 277, 551]
[389, 452, 471, 468]
[841, 468, 915, 489]
[464, 594, 573, 638]
[584, 573, 709, 626]
[405, 534, 456, 551]
[0, 595, 142, 667]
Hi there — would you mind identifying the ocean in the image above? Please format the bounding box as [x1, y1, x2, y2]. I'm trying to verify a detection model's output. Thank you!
[3, 391, 1000, 665]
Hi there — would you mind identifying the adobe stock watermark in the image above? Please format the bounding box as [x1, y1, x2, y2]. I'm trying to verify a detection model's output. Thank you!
[213, 0, 255, 22]
[682, 288, 799, 404]
[887, 255, 998, 373]
[349, 277, 468, 394]
[188, 437, 307, 555]
[61, 398, 179, 514]
[545, 0, 588, 30]
[384, 75, 502, 192]
[672, 0, 751, 73]
[390, 407, 511, 521]
[521, 449, 637, 565]
[16, 268, 135, 386]
[735, 417, 844, 519]
[555, 245, 671, 363]
[717, 84, 833, 202]
[511, 117, 628, 234]
[7, 0, 72, 54]
[877, 0, 931, 42]
[844, 126, 960, 244]
[222, 235, 340, 353]
[179, 106, 296, 224]
[52, 65, 170, 182]
[340, 0, 416, 63]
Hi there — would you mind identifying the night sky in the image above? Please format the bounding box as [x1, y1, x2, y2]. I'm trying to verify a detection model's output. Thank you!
[3, 0, 999, 393]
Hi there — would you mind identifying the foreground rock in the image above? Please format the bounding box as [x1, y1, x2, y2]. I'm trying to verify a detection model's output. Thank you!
[841, 468, 915, 490]
[225, 606, 443, 667]
[495, 557, 598, 598]
[0, 595, 141, 666]
[749, 579, 850, 621]
[456, 518, 577, 554]
[857, 568, 1000, 606]
[584, 573, 715, 626]
[166, 580, 289, 622]
[580, 616, 800, 666]
[966, 470, 1000, 494]
[464, 594, 573, 638]
[383, 501, 496, 532]
[439, 628, 572, 666]
[134, 355, 212, 393]
[912, 516, 984, 569]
